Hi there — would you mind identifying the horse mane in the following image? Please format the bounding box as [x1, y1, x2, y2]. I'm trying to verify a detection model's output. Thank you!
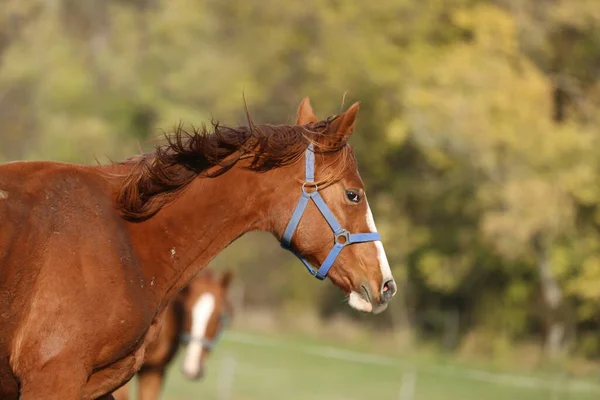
[115, 114, 352, 222]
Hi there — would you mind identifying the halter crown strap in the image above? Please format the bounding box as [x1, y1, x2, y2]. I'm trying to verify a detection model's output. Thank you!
[280, 143, 381, 280]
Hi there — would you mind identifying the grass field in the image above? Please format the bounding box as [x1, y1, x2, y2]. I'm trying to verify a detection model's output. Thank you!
[124, 330, 600, 400]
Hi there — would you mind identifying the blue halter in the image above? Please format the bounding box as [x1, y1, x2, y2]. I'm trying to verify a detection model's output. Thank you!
[181, 313, 231, 351]
[280, 143, 382, 280]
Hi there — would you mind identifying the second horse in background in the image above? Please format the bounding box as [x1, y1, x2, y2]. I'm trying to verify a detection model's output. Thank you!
[113, 270, 234, 400]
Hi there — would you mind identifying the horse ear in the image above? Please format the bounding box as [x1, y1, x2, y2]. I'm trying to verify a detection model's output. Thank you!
[220, 270, 233, 289]
[314, 101, 360, 150]
[328, 101, 360, 140]
[296, 97, 318, 125]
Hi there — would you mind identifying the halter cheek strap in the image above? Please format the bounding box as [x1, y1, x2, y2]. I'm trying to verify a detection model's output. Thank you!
[280, 143, 381, 280]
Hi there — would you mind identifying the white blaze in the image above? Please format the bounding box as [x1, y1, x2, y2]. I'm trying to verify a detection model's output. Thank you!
[365, 200, 393, 282]
[347, 200, 394, 314]
[182, 293, 215, 377]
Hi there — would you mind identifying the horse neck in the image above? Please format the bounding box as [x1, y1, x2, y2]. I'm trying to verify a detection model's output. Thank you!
[124, 165, 288, 303]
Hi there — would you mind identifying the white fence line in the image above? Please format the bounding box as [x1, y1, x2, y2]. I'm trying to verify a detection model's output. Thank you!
[222, 331, 600, 395]
[398, 370, 417, 400]
[217, 353, 237, 400]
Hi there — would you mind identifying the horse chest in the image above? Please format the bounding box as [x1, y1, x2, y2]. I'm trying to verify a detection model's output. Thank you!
[82, 342, 149, 400]
[81, 317, 164, 399]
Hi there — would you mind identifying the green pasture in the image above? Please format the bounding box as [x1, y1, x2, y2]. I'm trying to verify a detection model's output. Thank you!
[123, 330, 600, 400]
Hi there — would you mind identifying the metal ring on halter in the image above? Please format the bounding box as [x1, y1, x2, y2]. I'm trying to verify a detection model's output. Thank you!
[334, 229, 350, 246]
[301, 182, 318, 194]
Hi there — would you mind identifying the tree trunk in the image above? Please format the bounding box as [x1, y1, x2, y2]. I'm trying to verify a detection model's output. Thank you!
[533, 234, 564, 360]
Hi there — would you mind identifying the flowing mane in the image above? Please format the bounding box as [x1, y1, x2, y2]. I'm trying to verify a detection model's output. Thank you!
[115, 115, 353, 222]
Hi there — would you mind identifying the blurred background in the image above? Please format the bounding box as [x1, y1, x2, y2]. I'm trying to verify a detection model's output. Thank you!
[2, 0, 600, 398]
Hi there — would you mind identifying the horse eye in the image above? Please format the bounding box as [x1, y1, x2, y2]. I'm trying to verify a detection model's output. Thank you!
[345, 190, 360, 203]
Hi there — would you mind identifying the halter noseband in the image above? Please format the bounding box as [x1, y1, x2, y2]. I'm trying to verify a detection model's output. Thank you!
[181, 313, 230, 351]
[280, 143, 382, 280]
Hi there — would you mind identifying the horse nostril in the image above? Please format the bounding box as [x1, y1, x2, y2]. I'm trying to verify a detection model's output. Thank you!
[381, 279, 397, 303]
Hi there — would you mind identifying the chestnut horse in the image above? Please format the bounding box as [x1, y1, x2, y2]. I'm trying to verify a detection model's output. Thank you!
[0, 97, 396, 399]
[112, 269, 234, 400]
